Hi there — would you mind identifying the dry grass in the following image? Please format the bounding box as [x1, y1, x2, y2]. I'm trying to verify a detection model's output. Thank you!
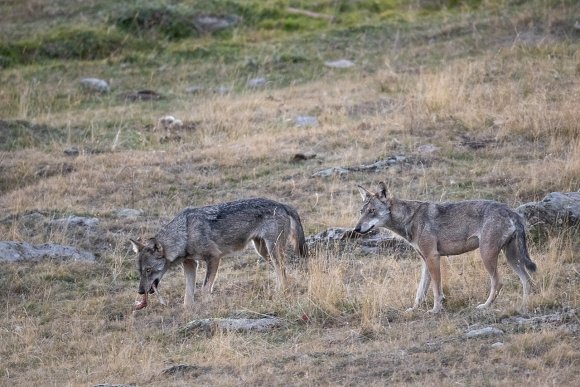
[1, 1, 579, 386]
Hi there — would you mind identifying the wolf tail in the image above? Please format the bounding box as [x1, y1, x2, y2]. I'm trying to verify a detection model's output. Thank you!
[515, 214, 536, 272]
[286, 205, 308, 258]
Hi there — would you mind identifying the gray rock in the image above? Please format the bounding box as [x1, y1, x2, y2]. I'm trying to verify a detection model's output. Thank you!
[64, 147, 80, 157]
[51, 215, 99, 229]
[0, 241, 96, 263]
[182, 317, 284, 334]
[324, 59, 355, 69]
[93, 384, 136, 387]
[80, 78, 110, 93]
[491, 342, 504, 348]
[247, 77, 267, 88]
[116, 208, 143, 218]
[213, 85, 231, 95]
[503, 309, 577, 327]
[311, 166, 351, 178]
[162, 364, 208, 376]
[311, 156, 408, 178]
[185, 85, 205, 94]
[517, 192, 580, 230]
[417, 144, 439, 154]
[194, 15, 238, 33]
[294, 115, 318, 127]
[465, 327, 503, 338]
[306, 227, 412, 255]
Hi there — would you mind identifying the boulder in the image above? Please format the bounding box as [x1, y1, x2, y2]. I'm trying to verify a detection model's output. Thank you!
[517, 192, 580, 231]
[306, 227, 412, 256]
[311, 155, 408, 178]
[182, 316, 284, 335]
[465, 327, 503, 338]
[0, 241, 95, 263]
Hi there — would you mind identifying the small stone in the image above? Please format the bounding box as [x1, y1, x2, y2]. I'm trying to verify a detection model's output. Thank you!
[465, 327, 503, 338]
[213, 85, 231, 95]
[417, 144, 439, 154]
[294, 116, 318, 127]
[51, 215, 99, 228]
[80, 78, 110, 93]
[116, 209, 143, 218]
[194, 15, 238, 33]
[185, 85, 204, 94]
[324, 59, 355, 69]
[247, 77, 267, 88]
[64, 147, 80, 157]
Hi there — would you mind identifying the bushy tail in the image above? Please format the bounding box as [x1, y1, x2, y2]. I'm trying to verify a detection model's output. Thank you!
[515, 215, 536, 272]
[286, 205, 308, 258]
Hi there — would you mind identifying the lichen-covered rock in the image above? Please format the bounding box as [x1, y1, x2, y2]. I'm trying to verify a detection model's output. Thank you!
[306, 227, 412, 256]
[0, 241, 95, 262]
[517, 192, 580, 231]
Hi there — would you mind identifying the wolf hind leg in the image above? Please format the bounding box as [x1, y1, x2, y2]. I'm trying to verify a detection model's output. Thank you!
[503, 236, 533, 308]
[253, 238, 269, 263]
[255, 235, 288, 292]
[477, 244, 503, 309]
[202, 256, 221, 293]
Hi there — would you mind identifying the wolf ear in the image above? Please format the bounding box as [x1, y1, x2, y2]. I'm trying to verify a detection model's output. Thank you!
[153, 240, 165, 257]
[129, 238, 145, 253]
[378, 182, 393, 200]
[357, 185, 372, 201]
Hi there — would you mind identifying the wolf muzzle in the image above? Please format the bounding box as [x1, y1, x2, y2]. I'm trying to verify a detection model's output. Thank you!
[354, 224, 374, 234]
[139, 278, 160, 294]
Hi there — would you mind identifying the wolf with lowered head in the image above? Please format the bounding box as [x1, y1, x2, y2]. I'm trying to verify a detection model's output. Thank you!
[354, 182, 536, 313]
[130, 198, 307, 310]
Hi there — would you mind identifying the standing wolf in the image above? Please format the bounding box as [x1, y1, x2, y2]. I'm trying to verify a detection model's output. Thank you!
[130, 198, 307, 309]
[354, 182, 536, 313]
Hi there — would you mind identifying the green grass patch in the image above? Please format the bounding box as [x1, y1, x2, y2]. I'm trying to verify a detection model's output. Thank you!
[0, 26, 137, 67]
[0, 120, 67, 151]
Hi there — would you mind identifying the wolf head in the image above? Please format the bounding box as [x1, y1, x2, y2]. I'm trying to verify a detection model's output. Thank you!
[129, 238, 170, 295]
[354, 182, 393, 234]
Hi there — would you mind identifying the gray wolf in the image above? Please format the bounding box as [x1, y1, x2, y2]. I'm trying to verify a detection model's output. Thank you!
[130, 198, 307, 309]
[354, 182, 536, 313]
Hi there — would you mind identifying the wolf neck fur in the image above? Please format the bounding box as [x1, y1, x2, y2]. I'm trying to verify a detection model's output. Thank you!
[388, 199, 425, 241]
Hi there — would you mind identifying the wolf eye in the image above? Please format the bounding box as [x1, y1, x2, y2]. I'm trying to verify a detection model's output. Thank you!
[146, 268, 152, 273]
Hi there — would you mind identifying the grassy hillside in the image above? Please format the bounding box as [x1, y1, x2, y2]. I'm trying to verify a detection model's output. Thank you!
[0, 0, 579, 385]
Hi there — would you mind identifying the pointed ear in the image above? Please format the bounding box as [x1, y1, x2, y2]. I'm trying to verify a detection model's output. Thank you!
[153, 240, 164, 257]
[378, 182, 393, 200]
[357, 185, 372, 201]
[129, 238, 145, 253]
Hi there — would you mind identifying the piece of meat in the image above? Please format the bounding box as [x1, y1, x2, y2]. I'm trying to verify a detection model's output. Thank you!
[134, 293, 148, 310]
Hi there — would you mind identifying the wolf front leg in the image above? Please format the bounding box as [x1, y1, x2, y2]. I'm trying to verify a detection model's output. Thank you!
[424, 252, 444, 313]
[183, 259, 198, 307]
[406, 261, 431, 312]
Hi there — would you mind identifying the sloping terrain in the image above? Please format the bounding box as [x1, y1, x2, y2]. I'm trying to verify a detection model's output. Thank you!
[0, 1, 578, 385]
